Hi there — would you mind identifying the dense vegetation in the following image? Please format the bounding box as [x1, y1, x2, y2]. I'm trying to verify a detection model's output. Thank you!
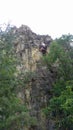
[43, 35, 73, 130]
[0, 27, 36, 130]
[0, 25, 73, 130]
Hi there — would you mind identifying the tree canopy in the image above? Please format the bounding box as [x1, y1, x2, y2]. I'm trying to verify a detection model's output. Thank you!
[0, 27, 37, 130]
[43, 34, 73, 130]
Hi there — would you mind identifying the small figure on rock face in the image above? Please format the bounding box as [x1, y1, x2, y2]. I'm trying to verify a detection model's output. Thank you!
[39, 42, 47, 55]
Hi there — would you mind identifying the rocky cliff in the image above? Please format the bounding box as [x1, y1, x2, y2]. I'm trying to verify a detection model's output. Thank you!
[10, 25, 52, 71]
[5, 25, 55, 130]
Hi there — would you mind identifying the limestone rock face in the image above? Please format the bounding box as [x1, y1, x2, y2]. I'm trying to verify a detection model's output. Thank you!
[9, 25, 54, 130]
[10, 25, 52, 71]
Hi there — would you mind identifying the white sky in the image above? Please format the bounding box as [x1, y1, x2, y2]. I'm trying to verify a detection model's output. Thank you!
[0, 0, 73, 39]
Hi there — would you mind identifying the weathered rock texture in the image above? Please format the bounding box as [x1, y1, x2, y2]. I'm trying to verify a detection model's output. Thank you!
[10, 25, 52, 71]
[8, 25, 55, 130]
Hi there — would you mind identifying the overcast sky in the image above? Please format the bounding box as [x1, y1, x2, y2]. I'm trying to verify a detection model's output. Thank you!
[0, 0, 73, 38]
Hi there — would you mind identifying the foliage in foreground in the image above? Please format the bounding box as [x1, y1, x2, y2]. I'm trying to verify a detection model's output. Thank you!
[0, 27, 37, 130]
[43, 35, 73, 130]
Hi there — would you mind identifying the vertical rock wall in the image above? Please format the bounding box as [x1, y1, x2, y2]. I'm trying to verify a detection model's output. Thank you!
[11, 25, 54, 130]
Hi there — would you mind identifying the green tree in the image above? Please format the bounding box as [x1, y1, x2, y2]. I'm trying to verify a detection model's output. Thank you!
[43, 35, 73, 130]
[0, 26, 37, 130]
